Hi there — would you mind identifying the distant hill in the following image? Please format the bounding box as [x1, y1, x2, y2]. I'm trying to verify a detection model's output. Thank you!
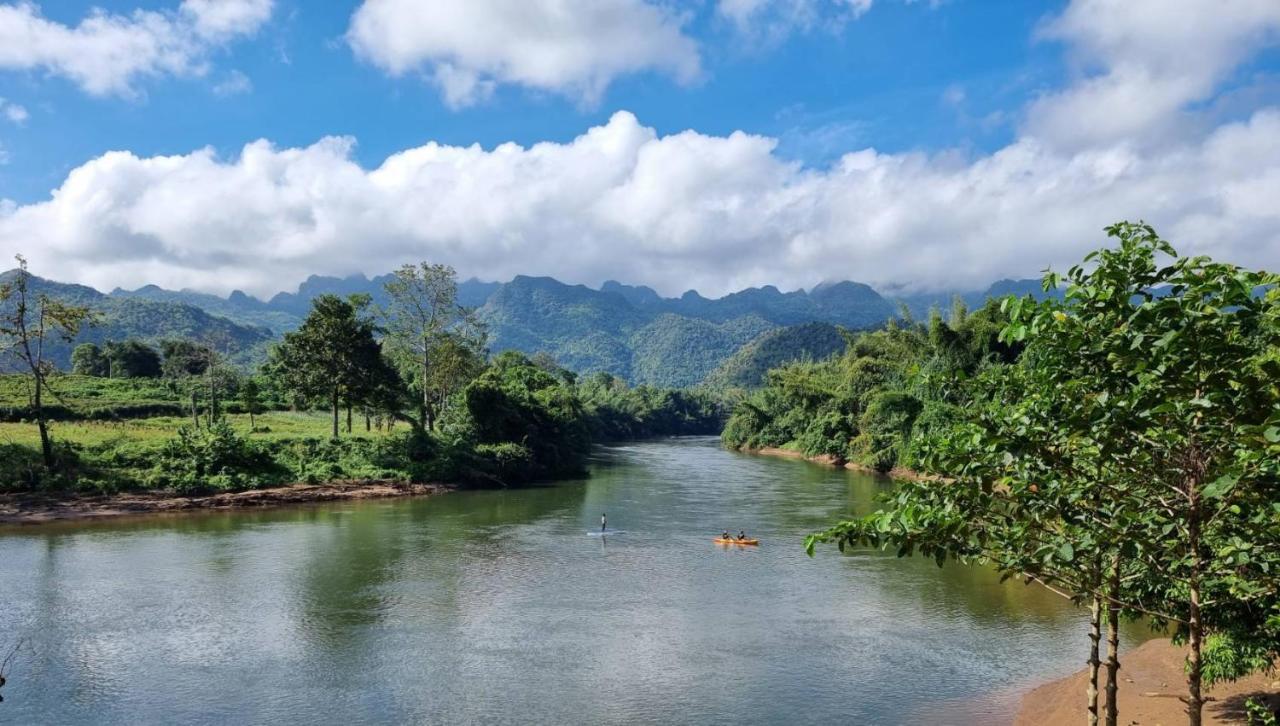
[704, 322, 848, 389]
[890, 278, 1061, 320]
[473, 276, 895, 385]
[110, 274, 503, 333]
[2, 270, 273, 369]
[628, 314, 774, 387]
[10, 266, 1055, 385]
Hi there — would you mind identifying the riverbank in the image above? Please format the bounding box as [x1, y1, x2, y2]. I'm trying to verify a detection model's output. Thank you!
[0, 479, 455, 526]
[743, 445, 928, 481]
[1015, 638, 1279, 725]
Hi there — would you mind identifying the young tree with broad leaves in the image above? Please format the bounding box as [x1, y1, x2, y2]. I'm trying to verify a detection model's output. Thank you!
[809, 223, 1280, 726]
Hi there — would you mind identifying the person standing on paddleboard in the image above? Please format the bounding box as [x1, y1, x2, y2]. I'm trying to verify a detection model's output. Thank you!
[601, 513, 607, 533]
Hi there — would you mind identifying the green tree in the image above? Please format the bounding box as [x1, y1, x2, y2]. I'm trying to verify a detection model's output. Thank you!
[382, 262, 486, 430]
[70, 342, 108, 376]
[1004, 223, 1280, 725]
[0, 255, 95, 468]
[809, 223, 1280, 726]
[240, 376, 262, 429]
[269, 294, 385, 439]
[104, 339, 162, 378]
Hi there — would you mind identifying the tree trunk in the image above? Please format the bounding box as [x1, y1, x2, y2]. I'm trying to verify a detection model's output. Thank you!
[191, 390, 200, 429]
[249, 409, 255, 429]
[365, 414, 370, 432]
[1088, 587, 1102, 726]
[331, 389, 340, 439]
[1186, 486, 1204, 726]
[34, 371, 53, 468]
[346, 402, 352, 434]
[1105, 554, 1122, 726]
[427, 345, 437, 432]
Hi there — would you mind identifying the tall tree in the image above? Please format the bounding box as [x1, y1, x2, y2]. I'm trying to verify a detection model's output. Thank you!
[0, 256, 95, 468]
[809, 223, 1280, 726]
[1004, 223, 1280, 725]
[269, 294, 384, 438]
[382, 263, 486, 430]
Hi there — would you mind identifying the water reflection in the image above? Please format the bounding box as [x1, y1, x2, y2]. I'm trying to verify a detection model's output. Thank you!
[1, 437, 1136, 724]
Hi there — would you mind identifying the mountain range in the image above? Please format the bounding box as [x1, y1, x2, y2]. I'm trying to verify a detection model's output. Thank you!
[4, 268, 1054, 387]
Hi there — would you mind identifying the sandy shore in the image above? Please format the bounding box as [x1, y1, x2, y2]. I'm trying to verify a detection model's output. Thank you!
[1016, 638, 1279, 725]
[0, 480, 455, 526]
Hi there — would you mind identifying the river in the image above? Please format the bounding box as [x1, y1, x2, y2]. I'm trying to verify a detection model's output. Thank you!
[0, 437, 1143, 724]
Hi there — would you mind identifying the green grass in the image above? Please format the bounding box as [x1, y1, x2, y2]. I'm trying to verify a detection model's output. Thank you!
[0, 373, 180, 408]
[0, 411, 393, 448]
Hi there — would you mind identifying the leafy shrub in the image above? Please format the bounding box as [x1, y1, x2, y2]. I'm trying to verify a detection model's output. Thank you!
[796, 409, 856, 459]
[152, 422, 283, 494]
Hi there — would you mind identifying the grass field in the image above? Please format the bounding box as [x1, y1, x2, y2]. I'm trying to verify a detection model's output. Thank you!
[0, 373, 180, 408]
[0, 411, 394, 448]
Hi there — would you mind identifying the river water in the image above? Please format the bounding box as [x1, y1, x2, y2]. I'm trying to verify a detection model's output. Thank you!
[0, 437, 1142, 724]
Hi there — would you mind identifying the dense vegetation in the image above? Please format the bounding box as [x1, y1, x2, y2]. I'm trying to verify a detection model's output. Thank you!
[703, 322, 847, 390]
[0, 262, 728, 497]
[721, 298, 1016, 473]
[777, 224, 1280, 726]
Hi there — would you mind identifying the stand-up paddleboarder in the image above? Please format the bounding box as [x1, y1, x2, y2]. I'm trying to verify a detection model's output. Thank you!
[601, 513, 607, 533]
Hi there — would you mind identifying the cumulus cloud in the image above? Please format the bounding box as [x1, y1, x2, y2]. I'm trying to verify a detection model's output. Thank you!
[0, 0, 273, 96]
[2, 108, 1279, 299]
[345, 0, 700, 108]
[1025, 0, 1280, 149]
[1, 0, 1278, 299]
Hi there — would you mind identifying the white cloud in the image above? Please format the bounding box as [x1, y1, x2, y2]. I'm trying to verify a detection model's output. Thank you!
[2, 108, 1279, 299]
[717, 0, 873, 42]
[345, 0, 700, 109]
[0, 0, 273, 97]
[1, 0, 1278, 299]
[1025, 0, 1280, 149]
[212, 70, 253, 97]
[0, 97, 27, 123]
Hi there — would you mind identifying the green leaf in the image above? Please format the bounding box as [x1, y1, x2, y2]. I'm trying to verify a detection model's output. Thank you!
[1202, 474, 1239, 500]
[1057, 542, 1075, 562]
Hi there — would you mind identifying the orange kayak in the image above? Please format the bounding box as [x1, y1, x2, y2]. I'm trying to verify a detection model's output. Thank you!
[714, 538, 759, 546]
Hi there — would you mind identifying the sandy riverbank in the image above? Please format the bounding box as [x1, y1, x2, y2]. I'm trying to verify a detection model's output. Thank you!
[1016, 638, 1279, 725]
[0, 480, 455, 526]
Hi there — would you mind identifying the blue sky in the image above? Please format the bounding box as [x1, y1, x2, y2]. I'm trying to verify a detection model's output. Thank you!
[1, 0, 1279, 298]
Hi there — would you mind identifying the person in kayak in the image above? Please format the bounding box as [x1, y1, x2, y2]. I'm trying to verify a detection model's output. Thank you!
[721, 530, 731, 540]
[738, 530, 747, 541]
[601, 513, 607, 533]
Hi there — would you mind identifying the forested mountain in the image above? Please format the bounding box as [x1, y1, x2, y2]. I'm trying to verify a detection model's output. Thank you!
[16, 266, 1051, 385]
[1, 270, 273, 369]
[703, 322, 848, 389]
[474, 276, 890, 386]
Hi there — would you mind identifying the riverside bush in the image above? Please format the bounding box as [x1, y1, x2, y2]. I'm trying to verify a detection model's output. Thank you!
[152, 422, 284, 494]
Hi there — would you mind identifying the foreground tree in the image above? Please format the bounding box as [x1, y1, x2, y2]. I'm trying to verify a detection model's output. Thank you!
[0, 256, 95, 468]
[809, 223, 1280, 726]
